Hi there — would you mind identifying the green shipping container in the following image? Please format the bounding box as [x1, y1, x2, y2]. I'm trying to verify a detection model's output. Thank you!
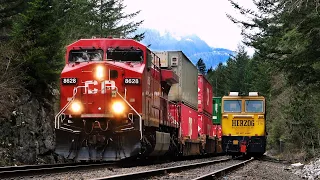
[212, 97, 222, 124]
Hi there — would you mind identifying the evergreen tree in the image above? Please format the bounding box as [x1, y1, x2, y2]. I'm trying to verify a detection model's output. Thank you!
[0, 0, 28, 40]
[196, 58, 206, 75]
[207, 62, 229, 97]
[57, 0, 144, 43]
[207, 66, 213, 74]
[12, 0, 64, 95]
[55, 0, 95, 43]
[227, 0, 320, 154]
[93, 0, 144, 40]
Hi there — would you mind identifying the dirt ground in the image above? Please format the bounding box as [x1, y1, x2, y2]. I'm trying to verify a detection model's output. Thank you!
[219, 159, 302, 180]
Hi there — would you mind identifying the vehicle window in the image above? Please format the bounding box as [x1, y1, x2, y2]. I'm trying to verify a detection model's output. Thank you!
[107, 47, 143, 62]
[245, 100, 264, 112]
[223, 100, 242, 112]
[69, 49, 103, 63]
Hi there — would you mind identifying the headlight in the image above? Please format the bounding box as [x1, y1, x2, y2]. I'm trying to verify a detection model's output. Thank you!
[112, 102, 124, 114]
[95, 65, 104, 80]
[71, 101, 82, 113]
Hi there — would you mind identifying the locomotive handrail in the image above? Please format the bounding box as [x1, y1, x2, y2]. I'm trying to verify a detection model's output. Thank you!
[233, 115, 254, 118]
[54, 86, 86, 131]
[102, 83, 142, 139]
[116, 91, 142, 140]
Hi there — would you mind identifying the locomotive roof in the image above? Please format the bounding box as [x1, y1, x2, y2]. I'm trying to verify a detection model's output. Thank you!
[222, 96, 265, 99]
[66, 38, 148, 51]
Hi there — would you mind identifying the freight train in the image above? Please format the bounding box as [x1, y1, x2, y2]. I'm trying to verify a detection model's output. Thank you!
[220, 92, 267, 157]
[54, 37, 223, 161]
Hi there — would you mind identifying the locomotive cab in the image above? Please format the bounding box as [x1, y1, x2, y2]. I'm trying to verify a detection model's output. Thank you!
[221, 92, 266, 157]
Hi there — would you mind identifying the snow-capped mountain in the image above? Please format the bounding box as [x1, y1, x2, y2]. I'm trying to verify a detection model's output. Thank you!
[136, 28, 234, 68]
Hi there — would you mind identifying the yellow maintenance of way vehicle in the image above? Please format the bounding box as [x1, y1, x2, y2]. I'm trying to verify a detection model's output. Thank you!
[221, 92, 266, 157]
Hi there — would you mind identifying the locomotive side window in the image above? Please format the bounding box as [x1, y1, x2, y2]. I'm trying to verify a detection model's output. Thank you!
[107, 47, 143, 62]
[223, 100, 242, 113]
[245, 100, 264, 113]
[69, 49, 103, 63]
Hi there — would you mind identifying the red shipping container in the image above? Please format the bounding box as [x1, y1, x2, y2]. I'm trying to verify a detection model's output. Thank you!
[206, 123, 212, 137]
[198, 113, 211, 136]
[198, 75, 213, 115]
[169, 102, 179, 128]
[179, 103, 198, 140]
[217, 125, 222, 139]
[211, 125, 217, 137]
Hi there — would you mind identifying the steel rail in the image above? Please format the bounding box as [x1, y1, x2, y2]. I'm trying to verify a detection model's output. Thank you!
[90, 158, 231, 180]
[0, 161, 116, 178]
[191, 157, 254, 180]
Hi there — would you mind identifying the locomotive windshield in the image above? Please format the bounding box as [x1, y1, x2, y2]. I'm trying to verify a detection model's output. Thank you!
[107, 47, 143, 62]
[69, 49, 103, 63]
[223, 100, 242, 113]
[245, 100, 264, 113]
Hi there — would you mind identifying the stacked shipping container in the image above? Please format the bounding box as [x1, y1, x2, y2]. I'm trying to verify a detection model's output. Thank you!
[155, 51, 199, 141]
[155, 50, 223, 154]
[155, 51, 198, 109]
[197, 74, 214, 139]
[212, 97, 222, 139]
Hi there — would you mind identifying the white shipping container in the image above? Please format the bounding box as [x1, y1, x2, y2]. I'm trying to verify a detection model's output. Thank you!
[154, 51, 198, 110]
[156, 51, 169, 67]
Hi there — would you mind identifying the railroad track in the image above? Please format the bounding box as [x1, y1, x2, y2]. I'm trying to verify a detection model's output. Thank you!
[0, 155, 229, 179]
[90, 157, 254, 180]
[0, 161, 116, 179]
[192, 158, 254, 180]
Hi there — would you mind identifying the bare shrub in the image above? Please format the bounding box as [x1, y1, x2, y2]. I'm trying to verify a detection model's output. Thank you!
[0, 43, 23, 120]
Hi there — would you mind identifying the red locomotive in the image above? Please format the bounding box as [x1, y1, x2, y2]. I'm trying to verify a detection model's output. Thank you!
[55, 38, 222, 161]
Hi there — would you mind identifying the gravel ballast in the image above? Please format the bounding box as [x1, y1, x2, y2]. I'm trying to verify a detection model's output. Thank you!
[218, 160, 302, 180]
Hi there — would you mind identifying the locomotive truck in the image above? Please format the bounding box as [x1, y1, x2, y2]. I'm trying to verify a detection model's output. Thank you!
[54, 38, 221, 161]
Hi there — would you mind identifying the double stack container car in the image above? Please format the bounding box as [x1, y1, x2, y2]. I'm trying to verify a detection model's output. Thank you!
[155, 51, 200, 155]
[156, 51, 224, 155]
[197, 74, 216, 153]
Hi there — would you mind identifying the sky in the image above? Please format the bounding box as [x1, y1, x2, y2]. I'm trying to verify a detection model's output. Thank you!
[123, 0, 257, 54]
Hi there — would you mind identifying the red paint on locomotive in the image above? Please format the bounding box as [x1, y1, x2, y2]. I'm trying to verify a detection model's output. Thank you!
[60, 39, 147, 117]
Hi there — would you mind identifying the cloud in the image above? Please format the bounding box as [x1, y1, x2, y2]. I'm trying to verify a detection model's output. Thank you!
[123, 0, 256, 54]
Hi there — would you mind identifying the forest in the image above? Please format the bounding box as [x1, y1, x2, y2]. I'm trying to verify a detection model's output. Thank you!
[0, 0, 319, 163]
[199, 0, 320, 160]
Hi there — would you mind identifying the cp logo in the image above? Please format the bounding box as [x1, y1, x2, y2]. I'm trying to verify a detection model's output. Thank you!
[84, 80, 115, 94]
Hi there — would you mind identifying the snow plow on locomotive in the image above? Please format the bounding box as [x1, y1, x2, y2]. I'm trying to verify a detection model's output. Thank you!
[54, 38, 224, 161]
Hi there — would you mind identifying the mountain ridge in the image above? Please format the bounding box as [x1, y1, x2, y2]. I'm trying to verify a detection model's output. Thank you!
[136, 28, 234, 68]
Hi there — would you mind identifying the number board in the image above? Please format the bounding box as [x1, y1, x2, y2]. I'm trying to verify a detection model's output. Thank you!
[124, 78, 140, 85]
[62, 78, 77, 85]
